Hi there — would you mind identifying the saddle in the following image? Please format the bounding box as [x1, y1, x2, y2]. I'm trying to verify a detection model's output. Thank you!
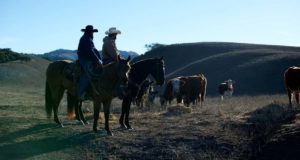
[63, 60, 83, 84]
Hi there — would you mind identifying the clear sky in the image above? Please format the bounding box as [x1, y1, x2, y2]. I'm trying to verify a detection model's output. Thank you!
[0, 0, 299, 54]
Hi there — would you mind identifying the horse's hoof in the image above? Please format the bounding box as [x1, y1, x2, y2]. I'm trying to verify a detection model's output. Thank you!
[126, 125, 133, 130]
[107, 131, 114, 136]
[120, 124, 127, 129]
[83, 121, 89, 125]
[79, 120, 86, 126]
[93, 127, 98, 133]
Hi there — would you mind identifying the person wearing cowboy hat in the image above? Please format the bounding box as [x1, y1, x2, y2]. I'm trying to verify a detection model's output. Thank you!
[77, 25, 103, 100]
[102, 27, 122, 65]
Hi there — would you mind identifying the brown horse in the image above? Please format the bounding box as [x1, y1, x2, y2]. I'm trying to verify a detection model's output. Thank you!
[45, 56, 131, 135]
[284, 66, 300, 106]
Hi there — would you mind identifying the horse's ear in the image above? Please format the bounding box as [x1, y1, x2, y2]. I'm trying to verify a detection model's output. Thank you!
[126, 56, 131, 62]
[159, 56, 164, 60]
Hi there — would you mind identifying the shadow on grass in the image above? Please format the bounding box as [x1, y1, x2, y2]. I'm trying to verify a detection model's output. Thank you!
[0, 123, 59, 142]
[0, 123, 94, 160]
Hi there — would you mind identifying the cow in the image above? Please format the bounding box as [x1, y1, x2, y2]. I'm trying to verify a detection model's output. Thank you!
[218, 79, 235, 100]
[162, 77, 186, 106]
[135, 79, 153, 109]
[284, 66, 300, 106]
[147, 86, 158, 106]
[179, 74, 207, 107]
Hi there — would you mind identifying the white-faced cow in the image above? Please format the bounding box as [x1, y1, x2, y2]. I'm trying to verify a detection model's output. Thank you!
[162, 77, 185, 105]
[135, 79, 153, 109]
[218, 79, 235, 100]
[284, 66, 300, 106]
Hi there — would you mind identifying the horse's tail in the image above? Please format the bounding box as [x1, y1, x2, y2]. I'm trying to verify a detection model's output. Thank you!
[67, 92, 76, 120]
[45, 80, 53, 119]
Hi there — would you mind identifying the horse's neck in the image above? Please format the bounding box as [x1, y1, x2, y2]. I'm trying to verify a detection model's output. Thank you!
[100, 65, 119, 84]
[130, 70, 149, 85]
[131, 60, 158, 86]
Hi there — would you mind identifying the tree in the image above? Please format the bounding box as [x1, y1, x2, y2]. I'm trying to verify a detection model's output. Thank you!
[144, 43, 165, 51]
[0, 48, 31, 63]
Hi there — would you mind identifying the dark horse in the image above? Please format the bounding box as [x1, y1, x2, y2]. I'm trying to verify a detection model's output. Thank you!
[45, 56, 131, 135]
[119, 57, 165, 129]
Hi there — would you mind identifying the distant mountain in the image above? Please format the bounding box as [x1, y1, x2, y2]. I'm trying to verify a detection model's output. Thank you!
[134, 42, 300, 95]
[42, 49, 139, 61]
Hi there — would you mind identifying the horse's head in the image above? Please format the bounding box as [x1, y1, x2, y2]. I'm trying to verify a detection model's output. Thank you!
[117, 55, 131, 86]
[150, 56, 165, 86]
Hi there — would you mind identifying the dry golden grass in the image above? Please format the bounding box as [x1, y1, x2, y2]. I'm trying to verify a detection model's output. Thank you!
[166, 104, 192, 114]
[1, 87, 300, 159]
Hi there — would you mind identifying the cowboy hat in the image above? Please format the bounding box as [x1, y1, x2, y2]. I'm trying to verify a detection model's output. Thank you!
[105, 27, 121, 35]
[81, 25, 98, 32]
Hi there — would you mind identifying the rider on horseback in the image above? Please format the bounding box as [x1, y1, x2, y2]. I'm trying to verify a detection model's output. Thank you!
[77, 25, 103, 101]
[102, 27, 121, 65]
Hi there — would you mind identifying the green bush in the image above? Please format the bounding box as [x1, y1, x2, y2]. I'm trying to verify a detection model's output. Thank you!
[0, 48, 31, 63]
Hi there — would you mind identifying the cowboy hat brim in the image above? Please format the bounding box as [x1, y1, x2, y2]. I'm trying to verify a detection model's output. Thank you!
[105, 30, 121, 35]
[81, 29, 98, 32]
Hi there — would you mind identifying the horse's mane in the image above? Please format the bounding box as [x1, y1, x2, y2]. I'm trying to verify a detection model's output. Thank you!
[102, 61, 116, 68]
[130, 58, 159, 72]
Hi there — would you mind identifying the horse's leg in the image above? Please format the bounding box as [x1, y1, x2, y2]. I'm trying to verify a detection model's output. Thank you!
[296, 93, 300, 106]
[103, 100, 113, 136]
[75, 101, 87, 125]
[124, 98, 133, 130]
[77, 101, 88, 125]
[53, 87, 65, 127]
[287, 90, 292, 106]
[67, 92, 76, 120]
[119, 98, 128, 129]
[93, 100, 101, 133]
[75, 101, 81, 121]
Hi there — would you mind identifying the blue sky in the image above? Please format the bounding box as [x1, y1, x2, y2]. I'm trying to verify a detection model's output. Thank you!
[0, 0, 299, 54]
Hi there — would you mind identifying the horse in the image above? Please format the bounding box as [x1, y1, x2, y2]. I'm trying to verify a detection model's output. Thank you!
[45, 56, 131, 135]
[119, 57, 165, 129]
[284, 66, 300, 106]
[218, 79, 235, 100]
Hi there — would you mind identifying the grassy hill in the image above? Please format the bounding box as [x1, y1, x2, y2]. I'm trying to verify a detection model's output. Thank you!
[134, 42, 300, 95]
[2, 42, 300, 96]
[0, 55, 50, 89]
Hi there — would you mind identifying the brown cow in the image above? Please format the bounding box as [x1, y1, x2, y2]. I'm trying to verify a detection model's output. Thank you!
[179, 74, 207, 107]
[284, 66, 300, 106]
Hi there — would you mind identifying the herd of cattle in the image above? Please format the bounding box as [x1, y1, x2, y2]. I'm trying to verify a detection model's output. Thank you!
[135, 66, 300, 108]
[135, 73, 235, 108]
